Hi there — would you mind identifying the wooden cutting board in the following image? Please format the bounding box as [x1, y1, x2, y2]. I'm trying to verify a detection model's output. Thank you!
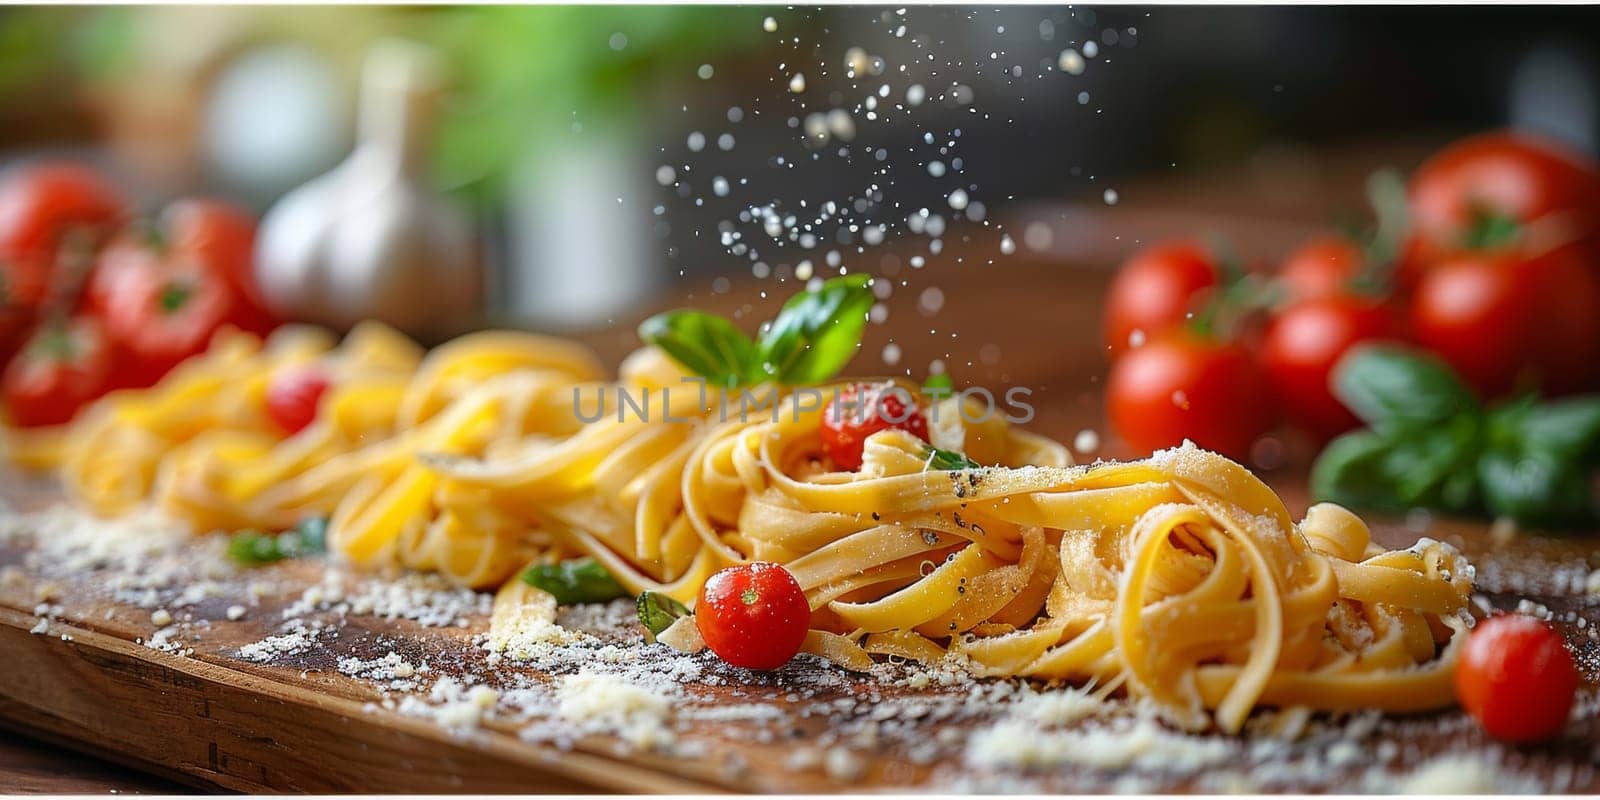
[2, 239, 1598, 792]
[1, 467, 1597, 794]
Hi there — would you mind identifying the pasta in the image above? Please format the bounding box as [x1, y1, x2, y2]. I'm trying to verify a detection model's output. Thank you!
[3, 321, 1476, 733]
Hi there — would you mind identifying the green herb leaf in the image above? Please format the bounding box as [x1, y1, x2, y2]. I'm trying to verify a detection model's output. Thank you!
[1331, 346, 1479, 432]
[636, 591, 691, 639]
[226, 517, 329, 566]
[922, 373, 954, 395]
[520, 557, 627, 605]
[923, 445, 981, 471]
[637, 310, 756, 389]
[1478, 449, 1598, 528]
[285, 516, 329, 557]
[1509, 396, 1600, 463]
[1310, 419, 1483, 515]
[1318, 345, 1600, 529]
[754, 274, 874, 384]
[226, 529, 284, 566]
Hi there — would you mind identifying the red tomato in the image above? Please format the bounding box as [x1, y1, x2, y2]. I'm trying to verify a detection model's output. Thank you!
[820, 382, 930, 470]
[0, 162, 125, 302]
[86, 199, 274, 335]
[1278, 236, 1363, 303]
[1102, 241, 1219, 359]
[1409, 132, 1600, 262]
[1410, 246, 1600, 398]
[1455, 615, 1578, 743]
[695, 562, 810, 670]
[99, 251, 240, 389]
[160, 199, 274, 335]
[266, 367, 332, 435]
[1105, 329, 1272, 460]
[1261, 296, 1405, 439]
[1, 315, 113, 428]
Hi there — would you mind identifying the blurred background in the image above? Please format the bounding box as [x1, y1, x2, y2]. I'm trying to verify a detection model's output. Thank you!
[0, 4, 1597, 522]
[0, 4, 1597, 357]
[0, 3, 1593, 400]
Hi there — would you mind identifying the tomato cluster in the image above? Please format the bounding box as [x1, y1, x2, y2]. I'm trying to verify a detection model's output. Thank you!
[0, 161, 280, 429]
[1104, 132, 1600, 459]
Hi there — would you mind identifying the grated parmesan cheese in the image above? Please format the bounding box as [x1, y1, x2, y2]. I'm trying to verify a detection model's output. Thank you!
[557, 672, 675, 751]
[1393, 754, 1542, 794]
[965, 717, 1234, 773]
[1021, 686, 1106, 726]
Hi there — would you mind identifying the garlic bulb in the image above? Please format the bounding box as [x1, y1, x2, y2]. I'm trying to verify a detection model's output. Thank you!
[255, 39, 481, 339]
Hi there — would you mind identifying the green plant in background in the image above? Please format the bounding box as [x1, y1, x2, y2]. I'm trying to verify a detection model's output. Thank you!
[1312, 346, 1600, 528]
[0, 5, 768, 208]
[426, 6, 766, 206]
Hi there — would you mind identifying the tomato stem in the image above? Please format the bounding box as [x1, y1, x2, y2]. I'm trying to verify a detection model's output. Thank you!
[1462, 206, 1523, 251]
[1349, 168, 1409, 296]
[158, 282, 194, 313]
[27, 316, 78, 363]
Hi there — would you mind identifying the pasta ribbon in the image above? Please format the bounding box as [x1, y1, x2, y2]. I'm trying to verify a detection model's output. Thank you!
[11, 324, 1476, 732]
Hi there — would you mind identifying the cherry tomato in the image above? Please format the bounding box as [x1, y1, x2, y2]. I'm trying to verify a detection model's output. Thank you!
[1102, 241, 1219, 359]
[1, 315, 113, 428]
[85, 199, 274, 335]
[695, 562, 810, 670]
[1261, 295, 1405, 439]
[1409, 132, 1600, 263]
[1455, 615, 1578, 743]
[820, 382, 930, 471]
[1105, 329, 1272, 460]
[0, 162, 125, 303]
[159, 199, 274, 335]
[99, 249, 239, 389]
[1278, 236, 1364, 303]
[266, 367, 332, 435]
[1410, 245, 1600, 398]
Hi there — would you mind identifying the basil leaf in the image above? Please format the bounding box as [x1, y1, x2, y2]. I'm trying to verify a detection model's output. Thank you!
[923, 445, 981, 471]
[227, 529, 284, 566]
[754, 274, 874, 384]
[1311, 420, 1482, 514]
[1311, 430, 1408, 512]
[227, 517, 331, 566]
[636, 591, 691, 638]
[284, 516, 329, 557]
[521, 557, 627, 605]
[1387, 415, 1483, 509]
[1332, 346, 1478, 432]
[638, 310, 756, 389]
[922, 373, 954, 394]
[1478, 449, 1598, 528]
[1512, 396, 1600, 463]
